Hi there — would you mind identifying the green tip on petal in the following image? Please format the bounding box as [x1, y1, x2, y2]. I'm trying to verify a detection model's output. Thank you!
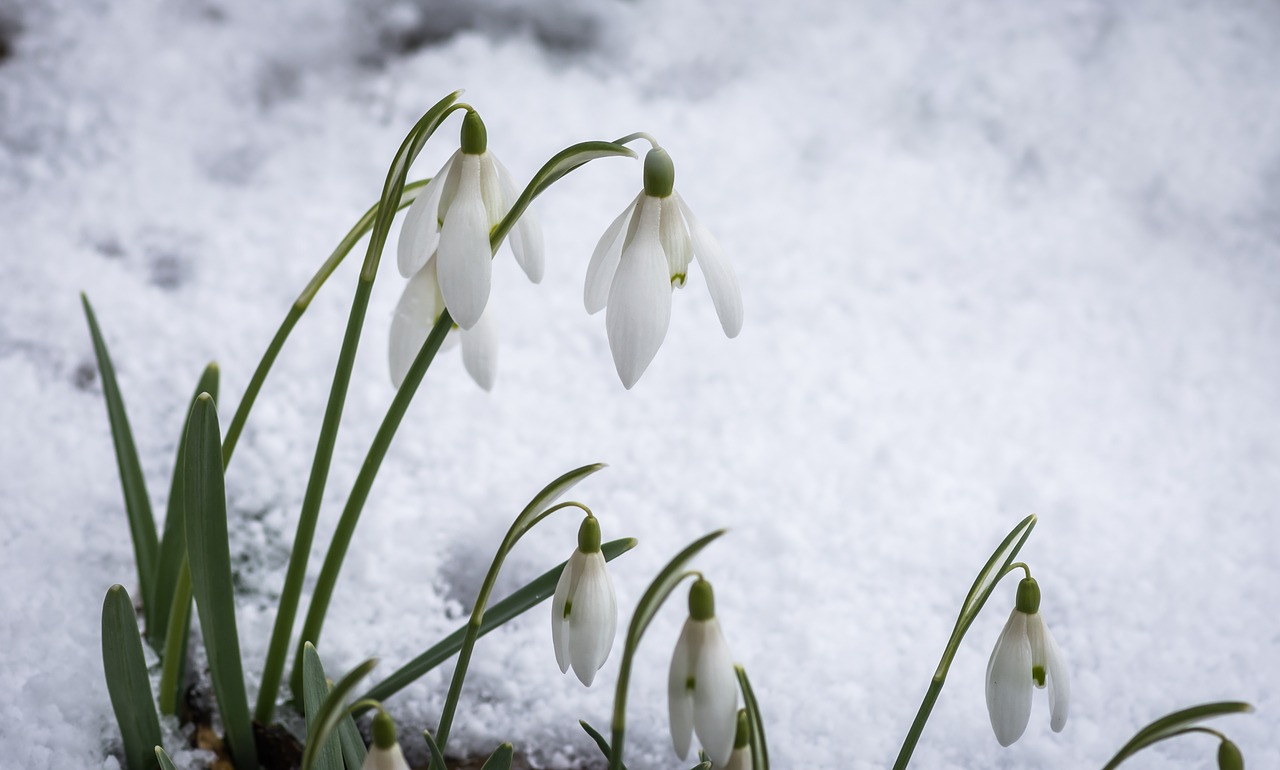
[1015, 577, 1041, 614]
[461, 110, 487, 154]
[577, 516, 602, 553]
[1218, 739, 1244, 770]
[688, 578, 716, 621]
[372, 709, 398, 750]
[643, 147, 675, 198]
[734, 709, 750, 749]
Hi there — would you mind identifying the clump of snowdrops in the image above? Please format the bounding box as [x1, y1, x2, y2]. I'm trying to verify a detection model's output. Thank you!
[88, 92, 1251, 770]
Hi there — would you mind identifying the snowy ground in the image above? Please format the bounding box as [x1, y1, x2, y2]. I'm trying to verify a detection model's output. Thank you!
[2, 1, 1278, 768]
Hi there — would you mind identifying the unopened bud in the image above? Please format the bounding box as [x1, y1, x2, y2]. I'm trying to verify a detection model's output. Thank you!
[1218, 739, 1244, 770]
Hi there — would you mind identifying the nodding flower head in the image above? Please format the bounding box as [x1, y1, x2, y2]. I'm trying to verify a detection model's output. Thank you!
[361, 710, 410, 770]
[985, 577, 1070, 746]
[667, 578, 739, 767]
[551, 516, 618, 687]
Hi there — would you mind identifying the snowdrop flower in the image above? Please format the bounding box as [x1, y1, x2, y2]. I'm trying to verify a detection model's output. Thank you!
[585, 147, 743, 389]
[985, 577, 1070, 746]
[362, 710, 410, 770]
[721, 710, 752, 770]
[397, 109, 543, 330]
[388, 253, 497, 391]
[668, 578, 739, 767]
[551, 515, 617, 687]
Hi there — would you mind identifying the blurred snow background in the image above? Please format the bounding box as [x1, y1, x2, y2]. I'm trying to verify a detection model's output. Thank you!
[1, 0, 1278, 768]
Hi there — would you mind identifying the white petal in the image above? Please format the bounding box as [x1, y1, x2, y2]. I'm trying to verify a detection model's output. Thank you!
[388, 261, 445, 389]
[361, 743, 410, 770]
[478, 152, 506, 228]
[551, 550, 585, 674]
[677, 194, 743, 338]
[668, 618, 699, 760]
[489, 155, 544, 284]
[437, 154, 492, 330]
[659, 196, 692, 285]
[724, 747, 752, 770]
[986, 609, 1033, 747]
[1038, 618, 1070, 732]
[459, 303, 498, 391]
[397, 151, 457, 277]
[568, 552, 617, 687]
[692, 619, 738, 768]
[585, 193, 642, 314]
[436, 153, 463, 221]
[605, 198, 672, 389]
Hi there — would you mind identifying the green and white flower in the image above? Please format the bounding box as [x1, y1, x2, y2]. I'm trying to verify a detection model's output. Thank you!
[551, 516, 617, 687]
[388, 254, 497, 391]
[985, 577, 1070, 746]
[668, 578, 739, 767]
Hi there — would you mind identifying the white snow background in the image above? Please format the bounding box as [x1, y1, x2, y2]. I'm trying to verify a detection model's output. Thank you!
[1, 0, 1278, 768]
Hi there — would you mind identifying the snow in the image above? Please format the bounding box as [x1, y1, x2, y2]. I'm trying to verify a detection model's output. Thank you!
[2, 0, 1278, 769]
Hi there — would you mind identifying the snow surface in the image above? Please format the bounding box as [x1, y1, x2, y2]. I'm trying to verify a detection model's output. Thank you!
[2, 0, 1278, 768]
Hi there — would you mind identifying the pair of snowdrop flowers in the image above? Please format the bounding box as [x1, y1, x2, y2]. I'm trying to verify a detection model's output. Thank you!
[550, 521, 740, 768]
[389, 112, 742, 391]
[985, 576, 1070, 746]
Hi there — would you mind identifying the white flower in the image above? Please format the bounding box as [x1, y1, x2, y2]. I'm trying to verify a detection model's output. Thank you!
[668, 579, 739, 768]
[720, 710, 752, 770]
[397, 110, 542, 330]
[388, 254, 497, 391]
[362, 711, 410, 770]
[585, 147, 743, 389]
[985, 578, 1069, 746]
[550, 516, 617, 687]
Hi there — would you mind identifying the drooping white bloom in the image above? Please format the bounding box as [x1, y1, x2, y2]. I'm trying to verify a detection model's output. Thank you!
[585, 147, 743, 389]
[362, 710, 411, 770]
[551, 516, 617, 687]
[397, 110, 542, 331]
[720, 709, 753, 770]
[388, 254, 497, 391]
[668, 579, 739, 768]
[985, 578, 1070, 746]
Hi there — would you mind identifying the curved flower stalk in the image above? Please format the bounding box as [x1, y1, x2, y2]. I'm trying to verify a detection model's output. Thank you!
[984, 576, 1069, 746]
[551, 515, 618, 686]
[668, 578, 739, 767]
[586, 146, 743, 388]
[389, 254, 498, 391]
[398, 109, 543, 331]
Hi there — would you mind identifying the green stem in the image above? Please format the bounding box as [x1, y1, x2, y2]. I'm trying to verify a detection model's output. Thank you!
[891, 677, 943, 770]
[157, 559, 193, 716]
[254, 279, 373, 724]
[287, 309, 453, 702]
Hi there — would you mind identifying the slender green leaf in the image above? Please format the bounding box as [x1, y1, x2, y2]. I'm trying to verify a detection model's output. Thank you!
[579, 720, 627, 770]
[83, 295, 158, 622]
[337, 709, 368, 770]
[480, 743, 513, 770]
[101, 584, 161, 770]
[152, 362, 219, 647]
[1101, 702, 1253, 770]
[303, 644, 345, 770]
[184, 394, 257, 770]
[736, 666, 769, 770]
[300, 655, 378, 770]
[422, 729, 448, 770]
[359, 537, 636, 707]
[154, 747, 178, 770]
[257, 91, 463, 724]
[157, 560, 192, 716]
[609, 530, 727, 770]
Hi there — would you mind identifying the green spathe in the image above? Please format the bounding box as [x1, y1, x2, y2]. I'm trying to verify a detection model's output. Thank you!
[461, 110, 487, 154]
[1015, 577, 1040, 614]
[643, 147, 675, 198]
[1219, 739, 1244, 770]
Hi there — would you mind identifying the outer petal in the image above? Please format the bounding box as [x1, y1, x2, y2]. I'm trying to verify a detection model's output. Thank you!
[986, 609, 1033, 747]
[493, 155, 545, 283]
[477, 152, 506, 227]
[437, 154, 492, 330]
[551, 550, 587, 674]
[567, 551, 617, 687]
[724, 747, 752, 770]
[585, 192, 642, 314]
[692, 619, 738, 768]
[667, 618, 699, 760]
[397, 151, 458, 277]
[677, 194, 743, 338]
[388, 261, 444, 389]
[459, 302, 498, 391]
[361, 743, 411, 770]
[605, 197, 672, 389]
[659, 196, 692, 285]
[1030, 614, 1071, 733]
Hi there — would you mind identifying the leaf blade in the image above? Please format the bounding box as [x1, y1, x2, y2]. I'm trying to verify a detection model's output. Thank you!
[302, 645, 345, 770]
[101, 584, 162, 770]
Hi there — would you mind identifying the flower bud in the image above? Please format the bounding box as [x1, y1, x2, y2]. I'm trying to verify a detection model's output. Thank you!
[1218, 739, 1244, 770]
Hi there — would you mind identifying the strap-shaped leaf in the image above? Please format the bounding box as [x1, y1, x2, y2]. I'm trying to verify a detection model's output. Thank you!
[735, 666, 769, 770]
[184, 394, 257, 770]
[302, 644, 345, 770]
[1101, 701, 1253, 770]
[422, 728, 448, 770]
[83, 295, 158, 623]
[156, 560, 192, 716]
[300, 655, 378, 770]
[102, 584, 162, 770]
[337, 711, 368, 770]
[480, 743, 514, 770]
[579, 720, 627, 770]
[154, 746, 178, 770]
[151, 362, 219, 647]
[359, 537, 636, 706]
